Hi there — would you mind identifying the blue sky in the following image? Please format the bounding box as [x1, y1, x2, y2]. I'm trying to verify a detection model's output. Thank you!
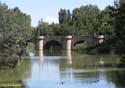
[0, 0, 114, 27]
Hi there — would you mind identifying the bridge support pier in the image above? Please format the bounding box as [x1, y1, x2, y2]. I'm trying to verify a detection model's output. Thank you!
[64, 35, 72, 50]
[98, 35, 104, 44]
[37, 36, 44, 50]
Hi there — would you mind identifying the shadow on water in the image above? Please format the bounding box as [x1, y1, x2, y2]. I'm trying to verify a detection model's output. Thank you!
[0, 59, 31, 88]
[106, 69, 125, 88]
[117, 55, 125, 67]
[35, 50, 64, 56]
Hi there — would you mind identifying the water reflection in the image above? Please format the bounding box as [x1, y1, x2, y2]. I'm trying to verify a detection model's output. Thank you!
[105, 69, 125, 88]
[1, 50, 125, 88]
[66, 50, 72, 64]
[37, 50, 72, 64]
[38, 50, 44, 64]
[0, 59, 31, 88]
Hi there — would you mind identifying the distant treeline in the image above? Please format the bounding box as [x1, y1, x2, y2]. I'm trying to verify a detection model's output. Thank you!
[0, 2, 125, 61]
[33, 4, 125, 54]
[34, 5, 114, 36]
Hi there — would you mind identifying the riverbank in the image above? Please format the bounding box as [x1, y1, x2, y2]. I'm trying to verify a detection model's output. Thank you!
[0, 56, 21, 69]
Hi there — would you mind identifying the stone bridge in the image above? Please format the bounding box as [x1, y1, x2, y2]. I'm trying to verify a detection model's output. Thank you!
[36, 35, 104, 50]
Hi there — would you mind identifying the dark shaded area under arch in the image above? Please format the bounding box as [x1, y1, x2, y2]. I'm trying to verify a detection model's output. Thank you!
[73, 40, 85, 47]
[44, 40, 63, 50]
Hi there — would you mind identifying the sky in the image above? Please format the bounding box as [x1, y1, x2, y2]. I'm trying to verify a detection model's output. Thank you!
[0, 0, 114, 27]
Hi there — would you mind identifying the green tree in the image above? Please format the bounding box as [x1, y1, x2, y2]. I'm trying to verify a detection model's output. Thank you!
[49, 23, 61, 35]
[114, 6, 125, 53]
[97, 6, 115, 35]
[59, 9, 71, 24]
[58, 9, 72, 35]
[0, 3, 32, 65]
[71, 5, 100, 35]
[35, 19, 54, 36]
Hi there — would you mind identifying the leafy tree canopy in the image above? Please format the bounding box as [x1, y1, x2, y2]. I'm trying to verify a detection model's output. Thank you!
[0, 3, 32, 62]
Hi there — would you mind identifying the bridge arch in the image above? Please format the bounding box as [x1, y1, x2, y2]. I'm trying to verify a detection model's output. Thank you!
[44, 40, 63, 50]
[73, 40, 85, 47]
[36, 35, 103, 50]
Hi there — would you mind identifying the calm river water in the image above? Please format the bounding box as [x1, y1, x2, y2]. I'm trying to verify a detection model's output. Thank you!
[0, 50, 125, 88]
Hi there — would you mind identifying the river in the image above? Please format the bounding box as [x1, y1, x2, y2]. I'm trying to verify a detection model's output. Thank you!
[0, 50, 125, 88]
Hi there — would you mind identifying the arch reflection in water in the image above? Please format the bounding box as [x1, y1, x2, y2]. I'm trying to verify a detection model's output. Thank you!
[39, 50, 44, 64]
[66, 50, 72, 64]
